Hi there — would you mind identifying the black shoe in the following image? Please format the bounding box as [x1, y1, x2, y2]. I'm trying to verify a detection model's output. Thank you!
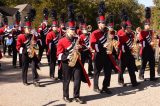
[58, 76, 63, 80]
[101, 88, 112, 94]
[150, 78, 159, 82]
[132, 82, 140, 87]
[63, 97, 72, 103]
[139, 75, 144, 80]
[88, 73, 93, 76]
[50, 77, 58, 81]
[93, 88, 101, 93]
[73, 97, 85, 104]
[33, 81, 40, 87]
[34, 78, 40, 82]
[118, 82, 127, 87]
[23, 82, 29, 86]
[88, 73, 93, 79]
[13, 65, 17, 68]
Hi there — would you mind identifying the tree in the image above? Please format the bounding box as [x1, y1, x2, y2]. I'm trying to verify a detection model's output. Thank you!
[1, 0, 144, 30]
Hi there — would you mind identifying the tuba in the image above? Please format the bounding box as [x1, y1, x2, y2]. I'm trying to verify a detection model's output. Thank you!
[68, 36, 81, 67]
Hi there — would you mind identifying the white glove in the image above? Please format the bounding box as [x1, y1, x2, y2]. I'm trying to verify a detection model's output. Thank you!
[19, 47, 23, 54]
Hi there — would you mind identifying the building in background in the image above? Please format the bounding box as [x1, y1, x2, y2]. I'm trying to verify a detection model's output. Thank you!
[0, 6, 18, 26]
[14, 4, 32, 26]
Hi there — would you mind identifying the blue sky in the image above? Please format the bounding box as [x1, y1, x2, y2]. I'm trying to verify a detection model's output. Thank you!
[138, 0, 154, 7]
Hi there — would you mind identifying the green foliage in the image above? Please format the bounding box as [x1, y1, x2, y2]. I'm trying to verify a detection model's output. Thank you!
[152, 0, 160, 30]
[1, 0, 144, 30]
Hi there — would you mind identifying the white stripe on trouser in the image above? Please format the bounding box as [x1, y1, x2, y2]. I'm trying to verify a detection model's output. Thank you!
[38, 40, 42, 46]
[49, 43, 52, 50]
[143, 41, 145, 47]
[122, 45, 125, 53]
[19, 47, 23, 54]
[95, 44, 99, 52]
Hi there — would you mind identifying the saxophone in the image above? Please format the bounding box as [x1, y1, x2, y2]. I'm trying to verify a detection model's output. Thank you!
[27, 34, 39, 58]
[103, 30, 117, 54]
[68, 37, 81, 67]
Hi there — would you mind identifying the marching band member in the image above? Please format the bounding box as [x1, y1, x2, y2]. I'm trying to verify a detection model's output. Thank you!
[117, 9, 139, 87]
[16, 9, 40, 86]
[90, 2, 113, 94]
[57, 4, 90, 103]
[78, 14, 94, 77]
[1, 16, 12, 56]
[37, 8, 50, 62]
[57, 13, 66, 80]
[106, 14, 120, 73]
[139, 7, 158, 81]
[12, 11, 23, 68]
[0, 24, 5, 69]
[46, 9, 60, 80]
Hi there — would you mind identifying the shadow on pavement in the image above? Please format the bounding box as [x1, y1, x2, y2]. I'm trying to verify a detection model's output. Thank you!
[82, 78, 160, 103]
[42, 100, 60, 106]
[39, 80, 62, 86]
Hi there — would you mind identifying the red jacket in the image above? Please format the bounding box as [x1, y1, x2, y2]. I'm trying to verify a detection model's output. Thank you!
[16, 34, 27, 52]
[90, 29, 107, 52]
[57, 36, 85, 60]
[117, 29, 135, 59]
[46, 31, 59, 54]
[139, 30, 153, 47]
[77, 29, 82, 36]
[0, 27, 5, 35]
[80, 34, 90, 47]
[117, 29, 134, 50]
[117, 29, 125, 37]
[46, 31, 59, 46]
[37, 23, 49, 36]
[16, 34, 37, 52]
[119, 34, 134, 48]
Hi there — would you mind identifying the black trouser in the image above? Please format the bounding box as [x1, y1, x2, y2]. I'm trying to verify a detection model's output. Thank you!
[22, 51, 39, 83]
[2, 36, 12, 56]
[19, 54, 22, 67]
[49, 44, 57, 77]
[93, 52, 112, 89]
[81, 50, 93, 75]
[139, 47, 155, 79]
[12, 40, 17, 66]
[37, 40, 49, 62]
[7, 45, 12, 55]
[118, 52, 137, 85]
[2, 36, 6, 55]
[62, 62, 82, 98]
[58, 60, 63, 79]
[157, 57, 160, 74]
